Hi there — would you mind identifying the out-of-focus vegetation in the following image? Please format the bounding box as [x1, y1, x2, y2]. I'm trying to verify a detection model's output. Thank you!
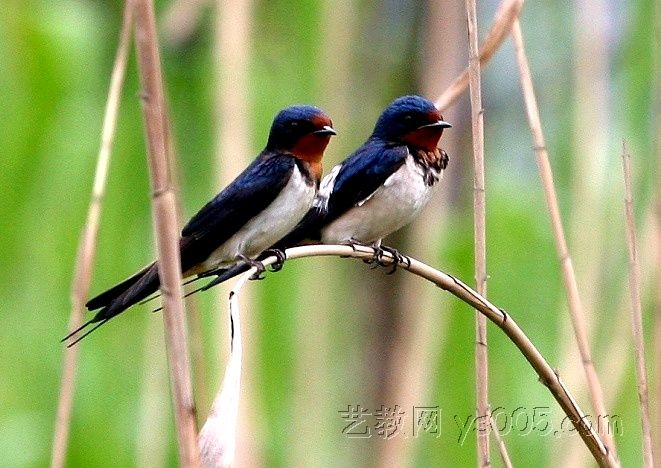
[0, 0, 656, 466]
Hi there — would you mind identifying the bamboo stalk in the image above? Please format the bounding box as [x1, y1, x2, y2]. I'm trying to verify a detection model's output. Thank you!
[654, 0, 661, 458]
[165, 108, 210, 427]
[465, 0, 490, 464]
[436, 0, 524, 112]
[51, 3, 133, 466]
[621, 141, 654, 467]
[511, 19, 618, 461]
[214, 244, 617, 467]
[132, 0, 199, 465]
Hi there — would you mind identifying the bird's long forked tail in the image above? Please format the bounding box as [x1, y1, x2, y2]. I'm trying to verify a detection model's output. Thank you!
[61, 317, 111, 347]
[62, 263, 161, 346]
[202, 263, 253, 290]
[149, 267, 239, 314]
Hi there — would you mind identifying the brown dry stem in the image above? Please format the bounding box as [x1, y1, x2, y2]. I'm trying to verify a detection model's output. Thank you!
[511, 19, 618, 462]
[51, 3, 134, 466]
[621, 141, 654, 467]
[210, 245, 617, 467]
[465, 0, 491, 464]
[133, 0, 199, 464]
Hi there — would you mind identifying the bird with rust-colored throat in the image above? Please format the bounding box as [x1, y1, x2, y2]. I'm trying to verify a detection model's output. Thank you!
[63, 105, 335, 346]
[203, 95, 451, 288]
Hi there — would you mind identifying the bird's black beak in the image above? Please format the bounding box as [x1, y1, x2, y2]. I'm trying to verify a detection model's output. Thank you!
[418, 120, 452, 130]
[313, 125, 337, 136]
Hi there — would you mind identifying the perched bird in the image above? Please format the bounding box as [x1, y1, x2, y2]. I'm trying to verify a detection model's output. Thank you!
[64, 105, 335, 345]
[204, 95, 450, 287]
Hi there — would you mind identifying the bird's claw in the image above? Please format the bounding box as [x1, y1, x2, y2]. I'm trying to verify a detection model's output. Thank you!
[250, 271, 266, 280]
[249, 262, 267, 280]
[236, 254, 267, 281]
[362, 244, 382, 267]
[384, 245, 411, 273]
[370, 245, 409, 274]
[263, 248, 286, 272]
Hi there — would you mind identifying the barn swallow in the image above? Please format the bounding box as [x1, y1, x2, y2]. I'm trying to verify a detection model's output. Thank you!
[63, 105, 335, 345]
[203, 95, 450, 287]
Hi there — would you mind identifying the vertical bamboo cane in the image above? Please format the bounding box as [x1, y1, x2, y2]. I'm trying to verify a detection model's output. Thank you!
[511, 19, 618, 460]
[465, 0, 490, 464]
[622, 142, 654, 467]
[133, 0, 199, 464]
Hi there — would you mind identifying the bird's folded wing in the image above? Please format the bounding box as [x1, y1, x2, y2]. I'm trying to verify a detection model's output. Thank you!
[269, 141, 408, 248]
[325, 141, 408, 221]
[179, 154, 295, 266]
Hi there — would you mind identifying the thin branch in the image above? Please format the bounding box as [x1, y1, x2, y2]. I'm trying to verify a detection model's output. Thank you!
[198, 269, 246, 467]
[465, 0, 490, 464]
[51, 3, 133, 466]
[511, 19, 618, 461]
[654, 0, 661, 458]
[132, 0, 199, 465]
[490, 415, 514, 468]
[562, 207, 658, 467]
[621, 141, 654, 467]
[435, 0, 524, 112]
[209, 245, 616, 467]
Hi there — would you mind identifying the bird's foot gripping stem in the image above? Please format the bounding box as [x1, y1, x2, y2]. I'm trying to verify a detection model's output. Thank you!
[235, 255, 267, 280]
[263, 248, 286, 272]
[370, 244, 410, 274]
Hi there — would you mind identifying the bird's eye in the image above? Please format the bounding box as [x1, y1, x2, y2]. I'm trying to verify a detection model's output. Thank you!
[290, 121, 299, 128]
[404, 114, 413, 121]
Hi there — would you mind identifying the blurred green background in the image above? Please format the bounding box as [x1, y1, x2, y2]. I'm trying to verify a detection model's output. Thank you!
[0, 0, 656, 466]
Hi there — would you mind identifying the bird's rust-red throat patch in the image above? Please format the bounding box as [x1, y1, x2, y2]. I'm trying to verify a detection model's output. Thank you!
[289, 114, 334, 181]
[402, 110, 446, 152]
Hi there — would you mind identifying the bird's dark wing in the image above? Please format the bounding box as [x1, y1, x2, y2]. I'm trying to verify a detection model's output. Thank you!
[191, 140, 409, 290]
[69, 153, 296, 346]
[179, 153, 295, 268]
[269, 139, 408, 247]
[324, 139, 408, 221]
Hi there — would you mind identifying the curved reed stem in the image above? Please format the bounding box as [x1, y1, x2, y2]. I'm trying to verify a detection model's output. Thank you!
[201, 244, 617, 468]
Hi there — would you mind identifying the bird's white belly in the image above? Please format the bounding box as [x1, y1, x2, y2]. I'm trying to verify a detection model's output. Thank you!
[321, 156, 438, 244]
[204, 167, 315, 268]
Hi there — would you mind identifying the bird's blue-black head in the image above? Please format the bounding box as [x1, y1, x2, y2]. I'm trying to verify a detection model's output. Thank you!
[266, 105, 336, 151]
[371, 95, 451, 150]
